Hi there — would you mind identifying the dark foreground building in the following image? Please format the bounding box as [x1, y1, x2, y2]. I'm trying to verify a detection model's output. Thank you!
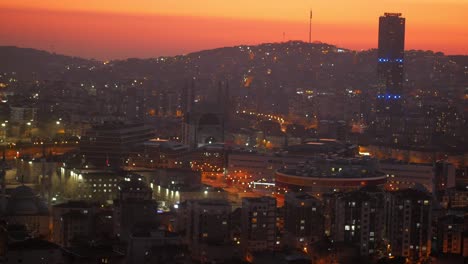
[80, 122, 154, 167]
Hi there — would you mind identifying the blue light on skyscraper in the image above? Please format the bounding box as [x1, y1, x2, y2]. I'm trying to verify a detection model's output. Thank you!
[377, 94, 402, 100]
[378, 58, 404, 63]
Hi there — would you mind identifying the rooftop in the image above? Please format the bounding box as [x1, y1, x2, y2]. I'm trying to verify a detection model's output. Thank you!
[53, 200, 94, 209]
[392, 188, 432, 200]
[8, 239, 60, 251]
[277, 157, 384, 179]
[191, 198, 231, 207]
[63, 245, 125, 259]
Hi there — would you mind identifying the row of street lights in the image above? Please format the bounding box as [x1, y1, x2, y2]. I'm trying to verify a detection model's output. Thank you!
[1, 118, 62, 142]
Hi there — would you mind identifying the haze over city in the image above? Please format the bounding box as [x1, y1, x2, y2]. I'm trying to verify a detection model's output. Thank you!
[1, 0, 467, 59]
[0, 1, 467, 264]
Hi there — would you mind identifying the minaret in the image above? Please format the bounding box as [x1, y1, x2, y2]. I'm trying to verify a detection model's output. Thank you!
[217, 81, 223, 106]
[181, 78, 195, 117]
[41, 145, 46, 199]
[182, 78, 196, 148]
[182, 82, 188, 116]
[188, 78, 195, 113]
[221, 80, 228, 143]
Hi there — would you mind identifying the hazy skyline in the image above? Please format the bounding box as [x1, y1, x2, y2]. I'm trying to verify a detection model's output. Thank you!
[1, 0, 467, 60]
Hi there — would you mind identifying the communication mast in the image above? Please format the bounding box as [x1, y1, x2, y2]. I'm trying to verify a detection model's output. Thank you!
[309, 9, 313, 43]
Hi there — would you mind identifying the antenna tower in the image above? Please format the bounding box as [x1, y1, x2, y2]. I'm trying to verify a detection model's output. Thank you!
[309, 9, 313, 43]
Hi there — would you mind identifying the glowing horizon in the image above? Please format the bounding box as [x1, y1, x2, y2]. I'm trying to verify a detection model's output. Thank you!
[1, 1, 466, 60]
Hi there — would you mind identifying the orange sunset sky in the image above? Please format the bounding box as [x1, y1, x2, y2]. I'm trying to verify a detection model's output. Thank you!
[0, 0, 467, 60]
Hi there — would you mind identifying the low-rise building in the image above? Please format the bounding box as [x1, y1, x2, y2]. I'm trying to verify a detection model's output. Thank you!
[185, 199, 234, 262]
[437, 214, 465, 255]
[387, 189, 432, 261]
[284, 192, 324, 250]
[331, 187, 386, 256]
[241, 197, 277, 254]
[51, 201, 97, 247]
[127, 227, 183, 264]
[6, 239, 63, 264]
[380, 160, 456, 193]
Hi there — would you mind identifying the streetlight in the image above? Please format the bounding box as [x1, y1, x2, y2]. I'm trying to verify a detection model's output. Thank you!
[1, 122, 6, 140]
[26, 122, 32, 138]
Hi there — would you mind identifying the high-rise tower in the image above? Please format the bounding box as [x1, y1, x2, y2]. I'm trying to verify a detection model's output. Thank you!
[374, 13, 405, 144]
[377, 13, 405, 105]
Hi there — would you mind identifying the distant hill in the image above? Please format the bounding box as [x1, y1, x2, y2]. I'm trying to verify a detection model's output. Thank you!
[103, 41, 372, 92]
[1, 43, 466, 92]
[448, 55, 468, 67]
[0, 46, 97, 80]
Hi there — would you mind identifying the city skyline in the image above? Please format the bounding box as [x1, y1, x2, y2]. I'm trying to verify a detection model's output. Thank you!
[0, 2, 466, 262]
[1, 1, 467, 59]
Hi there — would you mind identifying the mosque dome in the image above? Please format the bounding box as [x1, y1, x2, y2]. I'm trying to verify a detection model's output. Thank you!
[6, 185, 48, 216]
[10, 186, 35, 199]
[198, 113, 220, 126]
